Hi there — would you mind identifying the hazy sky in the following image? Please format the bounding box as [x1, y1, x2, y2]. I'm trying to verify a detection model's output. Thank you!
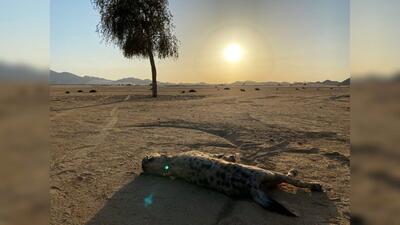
[50, 0, 352, 83]
[2, 1, 399, 82]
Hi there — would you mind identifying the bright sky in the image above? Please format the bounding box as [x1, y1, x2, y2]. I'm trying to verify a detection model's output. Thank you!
[49, 0, 351, 83]
[0, 0, 400, 82]
[2, 1, 399, 82]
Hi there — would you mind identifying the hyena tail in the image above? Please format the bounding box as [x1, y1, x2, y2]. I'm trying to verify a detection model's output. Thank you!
[250, 188, 297, 217]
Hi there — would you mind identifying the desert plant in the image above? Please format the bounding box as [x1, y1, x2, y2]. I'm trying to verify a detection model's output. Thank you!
[93, 0, 179, 97]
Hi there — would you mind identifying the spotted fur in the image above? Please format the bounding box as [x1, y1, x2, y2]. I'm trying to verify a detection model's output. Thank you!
[141, 151, 322, 216]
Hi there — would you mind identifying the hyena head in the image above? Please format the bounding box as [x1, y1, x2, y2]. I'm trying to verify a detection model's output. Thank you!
[141, 153, 171, 176]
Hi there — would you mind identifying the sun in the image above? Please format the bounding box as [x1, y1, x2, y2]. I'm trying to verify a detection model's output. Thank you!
[224, 43, 243, 62]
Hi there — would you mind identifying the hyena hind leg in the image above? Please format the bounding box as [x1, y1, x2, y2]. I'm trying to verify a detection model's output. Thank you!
[279, 173, 323, 192]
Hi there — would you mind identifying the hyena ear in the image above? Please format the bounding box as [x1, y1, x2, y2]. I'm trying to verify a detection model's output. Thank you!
[250, 188, 297, 217]
[209, 153, 224, 159]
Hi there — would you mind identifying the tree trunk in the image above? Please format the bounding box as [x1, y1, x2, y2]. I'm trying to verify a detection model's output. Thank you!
[149, 50, 157, 97]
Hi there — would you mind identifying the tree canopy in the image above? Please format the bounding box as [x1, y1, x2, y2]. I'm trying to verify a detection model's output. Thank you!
[92, 0, 179, 59]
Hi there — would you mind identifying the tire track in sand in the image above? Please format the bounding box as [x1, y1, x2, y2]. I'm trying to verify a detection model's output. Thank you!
[70, 95, 130, 163]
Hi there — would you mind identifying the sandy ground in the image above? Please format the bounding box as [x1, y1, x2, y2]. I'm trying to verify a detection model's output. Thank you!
[50, 85, 350, 225]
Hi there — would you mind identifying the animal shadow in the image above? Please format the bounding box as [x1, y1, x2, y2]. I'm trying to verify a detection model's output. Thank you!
[86, 174, 338, 225]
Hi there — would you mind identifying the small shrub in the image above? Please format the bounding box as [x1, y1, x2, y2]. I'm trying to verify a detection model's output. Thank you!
[224, 87, 231, 90]
[65, 91, 70, 94]
[255, 88, 260, 91]
[240, 89, 246, 92]
[189, 89, 196, 93]
[77, 90, 83, 93]
[181, 90, 185, 94]
[90, 90, 97, 93]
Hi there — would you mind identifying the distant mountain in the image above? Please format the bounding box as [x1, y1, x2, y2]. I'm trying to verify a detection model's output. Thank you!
[231, 80, 261, 85]
[112, 77, 178, 85]
[115, 77, 152, 85]
[231, 81, 291, 86]
[49, 71, 113, 85]
[175, 82, 212, 86]
[49, 70, 171, 85]
[340, 78, 350, 85]
[322, 80, 341, 86]
[83, 76, 114, 85]
[50, 70, 350, 86]
[49, 71, 81, 84]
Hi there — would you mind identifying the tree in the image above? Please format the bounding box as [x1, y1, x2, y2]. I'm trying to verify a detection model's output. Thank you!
[92, 0, 179, 97]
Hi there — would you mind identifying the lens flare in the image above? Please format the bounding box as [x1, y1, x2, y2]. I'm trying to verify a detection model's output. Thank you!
[144, 194, 153, 207]
[163, 165, 170, 174]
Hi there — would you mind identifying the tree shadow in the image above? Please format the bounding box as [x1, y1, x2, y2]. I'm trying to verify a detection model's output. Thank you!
[86, 174, 338, 225]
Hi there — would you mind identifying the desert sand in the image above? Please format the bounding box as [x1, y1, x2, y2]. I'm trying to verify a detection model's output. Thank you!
[50, 85, 350, 225]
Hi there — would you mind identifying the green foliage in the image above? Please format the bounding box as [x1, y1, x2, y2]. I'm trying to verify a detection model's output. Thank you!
[92, 0, 179, 59]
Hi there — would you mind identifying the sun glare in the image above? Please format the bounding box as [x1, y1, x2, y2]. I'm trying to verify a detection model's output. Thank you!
[224, 43, 243, 62]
